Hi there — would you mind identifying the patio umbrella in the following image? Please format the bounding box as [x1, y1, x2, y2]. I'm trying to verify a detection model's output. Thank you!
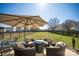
[0, 13, 48, 40]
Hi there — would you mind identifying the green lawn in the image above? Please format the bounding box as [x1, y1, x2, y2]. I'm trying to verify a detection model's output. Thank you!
[3, 32, 79, 48]
[18, 32, 79, 49]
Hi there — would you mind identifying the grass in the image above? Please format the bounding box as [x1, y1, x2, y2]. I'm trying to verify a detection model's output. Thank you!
[19, 32, 79, 48]
[1, 32, 79, 48]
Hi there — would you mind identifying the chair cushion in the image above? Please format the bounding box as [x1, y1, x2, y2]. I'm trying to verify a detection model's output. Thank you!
[49, 45, 54, 48]
[16, 43, 25, 48]
[55, 42, 66, 48]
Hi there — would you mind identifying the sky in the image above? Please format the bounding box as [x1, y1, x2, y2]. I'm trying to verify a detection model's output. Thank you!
[0, 3, 79, 29]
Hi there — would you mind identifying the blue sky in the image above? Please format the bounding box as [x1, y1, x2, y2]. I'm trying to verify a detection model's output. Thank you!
[0, 3, 79, 29]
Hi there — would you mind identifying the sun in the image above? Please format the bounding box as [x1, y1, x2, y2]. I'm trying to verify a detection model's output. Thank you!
[37, 3, 47, 7]
[38, 3, 46, 6]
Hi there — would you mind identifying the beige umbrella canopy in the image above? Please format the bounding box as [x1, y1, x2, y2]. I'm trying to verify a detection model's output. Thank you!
[0, 13, 48, 39]
[0, 13, 47, 28]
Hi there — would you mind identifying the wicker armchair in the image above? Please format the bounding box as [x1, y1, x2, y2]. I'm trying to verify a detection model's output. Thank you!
[13, 44, 36, 56]
[0, 40, 12, 56]
[46, 47, 66, 56]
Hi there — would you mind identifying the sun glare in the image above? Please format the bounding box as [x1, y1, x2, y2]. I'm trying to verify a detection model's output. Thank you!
[37, 3, 47, 7]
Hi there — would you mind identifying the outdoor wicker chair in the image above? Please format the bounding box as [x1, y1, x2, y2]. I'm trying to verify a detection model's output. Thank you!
[13, 46, 36, 56]
[46, 47, 66, 56]
[0, 40, 12, 56]
[13, 43, 36, 56]
[46, 41, 66, 56]
[9, 39, 17, 47]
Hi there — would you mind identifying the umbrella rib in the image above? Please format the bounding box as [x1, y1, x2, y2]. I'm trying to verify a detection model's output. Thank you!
[24, 18, 37, 29]
[13, 18, 26, 27]
[30, 19, 40, 27]
[31, 22, 39, 28]
[25, 18, 29, 26]
[28, 19, 36, 28]
[31, 16, 47, 23]
[0, 17, 25, 27]
[35, 19, 47, 23]
[21, 18, 47, 28]
[22, 19, 41, 26]
[32, 19, 46, 26]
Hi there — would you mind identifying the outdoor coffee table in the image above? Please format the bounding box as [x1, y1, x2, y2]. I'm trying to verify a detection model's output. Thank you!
[33, 40, 48, 53]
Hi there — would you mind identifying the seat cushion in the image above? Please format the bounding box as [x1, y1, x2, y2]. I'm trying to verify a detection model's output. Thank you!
[55, 42, 66, 48]
[16, 43, 25, 48]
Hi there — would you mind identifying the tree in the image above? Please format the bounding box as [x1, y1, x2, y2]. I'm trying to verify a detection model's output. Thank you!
[62, 19, 77, 31]
[48, 18, 59, 30]
[77, 21, 79, 30]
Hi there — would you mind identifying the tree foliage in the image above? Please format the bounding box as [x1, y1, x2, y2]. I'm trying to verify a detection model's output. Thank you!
[62, 19, 78, 31]
[48, 18, 59, 30]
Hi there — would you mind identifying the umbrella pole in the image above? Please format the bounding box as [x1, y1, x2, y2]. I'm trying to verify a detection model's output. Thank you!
[2, 28, 4, 39]
[10, 32, 12, 40]
[24, 28, 26, 40]
[18, 27, 21, 39]
[19, 31, 20, 39]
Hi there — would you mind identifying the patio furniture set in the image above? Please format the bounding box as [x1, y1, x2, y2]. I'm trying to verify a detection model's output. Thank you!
[13, 38, 66, 56]
[0, 38, 17, 56]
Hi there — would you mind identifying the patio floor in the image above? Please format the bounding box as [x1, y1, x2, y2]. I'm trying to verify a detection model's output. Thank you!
[4, 48, 79, 56]
[65, 49, 78, 56]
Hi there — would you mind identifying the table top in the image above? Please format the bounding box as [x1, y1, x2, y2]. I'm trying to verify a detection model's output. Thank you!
[28, 40, 48, 44]
[33, 40, 48, 44]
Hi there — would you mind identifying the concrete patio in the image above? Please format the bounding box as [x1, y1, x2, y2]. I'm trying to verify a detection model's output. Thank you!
[65, 49, 78, 56]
